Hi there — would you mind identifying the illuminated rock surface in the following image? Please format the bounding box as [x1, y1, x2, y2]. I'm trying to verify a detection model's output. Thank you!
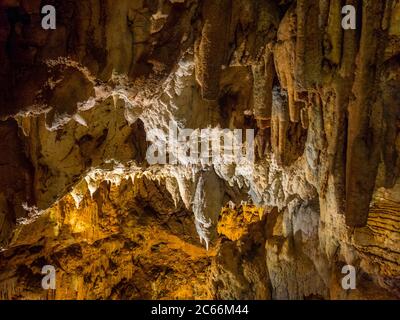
[0, 0, 399, 299]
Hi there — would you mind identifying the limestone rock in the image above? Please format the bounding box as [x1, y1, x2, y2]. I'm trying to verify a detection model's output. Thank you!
[0, 0, 399, 300]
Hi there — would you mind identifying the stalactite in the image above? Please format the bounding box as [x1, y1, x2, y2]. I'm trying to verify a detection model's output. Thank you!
[1, 0, 399, 301]
[345, 0, 387, 227]
[339, 0, 359, 78]
[295, 0, 323, 90]
[252, 49, 274, 124]
[300, 107, 308, 130]
[273, 4, 298, 123]
[327, 0, 359, 213]
[325, 0, 343, 66]
[195, 0, 231, 101]
[192, 170, 224, 249]
[271, 88, 289, 165]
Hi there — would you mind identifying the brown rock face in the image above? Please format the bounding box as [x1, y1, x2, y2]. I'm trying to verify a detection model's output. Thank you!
[0, 0, 399, 300]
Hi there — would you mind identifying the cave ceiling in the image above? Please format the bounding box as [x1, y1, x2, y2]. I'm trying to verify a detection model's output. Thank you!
[0, 0, 399, 300]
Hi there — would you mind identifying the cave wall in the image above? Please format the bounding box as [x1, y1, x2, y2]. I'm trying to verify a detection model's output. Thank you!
[0, 0, 399, 299]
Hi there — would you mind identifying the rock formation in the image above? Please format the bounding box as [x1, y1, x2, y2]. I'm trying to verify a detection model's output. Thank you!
[0, 0, 399, 299]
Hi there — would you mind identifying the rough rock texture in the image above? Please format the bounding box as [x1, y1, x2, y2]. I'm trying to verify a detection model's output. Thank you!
[0, 0, 399, 300]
